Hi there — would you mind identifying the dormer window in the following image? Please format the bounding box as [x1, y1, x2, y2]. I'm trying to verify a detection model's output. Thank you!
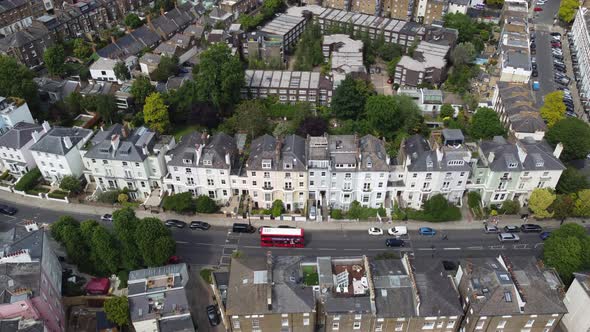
[262, 159, 272, 169]
[183, 159, 192, 165]
[536, 161, 544, 167]
[508, 162, 518, 168]
[284, 162, 292, 169]
[366, 161, 372, 168]
[426, 160, 433, 168]
[203, 160, 212, 166]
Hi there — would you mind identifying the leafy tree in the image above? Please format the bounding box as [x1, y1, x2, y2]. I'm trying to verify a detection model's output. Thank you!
[135, 217, 175, 266]
[14, 168, 41, 191]
[114, 61, 131, 82]
[273, 121, 294, 137]
[195, 195, 219, 213]
[65, 92, 83, 115]
[558, 0, 578, 23]
[331, 76, 374, 120]
[0, 55, 40, 111]
[450, 42, 476, 66]
[112, 208, 141, 270]
[73, 39, 92, 60]
[194, 43, 244, 109]
[130, 76, 156, 107]
[557, 167, 590, 194]
[91, 227, 120, 274]
[95, 95, 117, 124]
[44, 44, 66, 77]
[467, 191, 482, 209]
[296, 116, 328, 136]
[529, 188, 556, 219]
[152, 55, 179, 82]
[221, 100, 270, 138]
[59, 175, 82, 194]
[124, 13, 142, 29]
[51, 216, 80, 242]
[420, 194, 462, 222]
[104, 296, 130, 326]
[364, 95, 422, 140]
[376, 43, 402, 62]
[80, 219, 100, 243]
[293, 23, 323, 71]
[271, 199, 284, 217]
[117, 193, 129, 204]
[440, 104, 455, 119]
[574, 189, 590, 217]
[500, 199, 520, 215]
[261, 0, 285, 17]
[544, 224, 590, 284]
[540, 91, 566, 128]
[546, 117, 590, 161]
[443, 64, 480, 94]
[143, 92, 170, 134]
[443, 13, 491, 52]
[470, 107, 506, 139]
[386, 56, 401, 78]
[163, 192, 196, 213]
[552, 194, 574, 223]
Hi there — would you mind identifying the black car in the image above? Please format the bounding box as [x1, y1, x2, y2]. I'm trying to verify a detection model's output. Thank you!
[532, 63, 538, 70]
[189, 221, 210, 230]
[385, 238, 405, 247]
[165, 219, 186, 228]
[530, 43, 536, 49]
[521, 224, 543, 233]
[0, 204, 17, 216]
[550, 32, 561, 37]
[504, 225, 520, 233]
[206, 305, 220, 326]
[532, 70, 538, 77]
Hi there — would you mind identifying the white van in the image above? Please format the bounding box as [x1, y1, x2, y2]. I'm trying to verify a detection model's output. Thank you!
[387, 226, 408, 236]
[309, 206, 317, 220]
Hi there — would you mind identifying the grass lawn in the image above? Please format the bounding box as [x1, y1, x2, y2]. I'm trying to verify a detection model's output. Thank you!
[172, 124, 202, 140]
[302, 265, 318, 286]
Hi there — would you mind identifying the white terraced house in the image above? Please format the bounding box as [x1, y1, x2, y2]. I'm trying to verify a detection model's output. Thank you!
[0, 121, 48, 176]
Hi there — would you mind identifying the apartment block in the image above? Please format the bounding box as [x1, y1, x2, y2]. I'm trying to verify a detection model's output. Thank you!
[453, 255, 566, 332]
[492, 82, 547, 141]
[571, 7, 590, 108]
[220, 0, 258, 18]
[163, 132, 238, 203]
[499, 0, 531, 83]
[0, 97, 34, 134]
[561, 272, 590, 332]
[0, 122, 47, 176]
[241, 31, 284, 65]
[394, 41, 449, 87]
[466, 136, 565, 207]
[82, 124, 175, 201]
[384, 0, 414, 21]
[128, 264, 195, 332]
[260, 14, 307, 53]
[322, 34, 365, 87]
[414, 0, 447, 25]
[242, 70, 333, 106]
[0, 21, 53, 69]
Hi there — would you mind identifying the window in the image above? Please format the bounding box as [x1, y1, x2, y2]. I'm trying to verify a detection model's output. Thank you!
[475, 319, 485, 329]
[208, 191, 215, 198]
[333, 315, 340, 321]
[413, 173, 417, 178]
[376, 193, 382, 199]
[251, 171, 256, 176]
[353, 321, 361, 330]
[102, 160, 108, 165]
[426, 173, 432, 179]
[232, 319, 240, 329]
[221, 180, 226, 185]
[185, 168, 191, 174]
[525, 320, 535, 328]
[497, 320, 506, 329]
[422, 322, 435, 329]
[375, 323, 383, 332]
[332, 322, 339, 330]
[321, 172, 326, 176]
[207, 179, 214, 186]
[264, 172, 270, 178]
[395, 322, 404, 331]
[262, 160, 272, 169]
[135, 162, 140, 167]
[546, 319, 555, 326]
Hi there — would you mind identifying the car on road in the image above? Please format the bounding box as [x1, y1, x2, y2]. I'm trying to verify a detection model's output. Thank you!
[189, 221, 210, 230]
[551, 32, 562, 37]
[484, 225, 499, 233]
[387, 78, 393, 84]
[532, 70, 538, 77]
[232, 223, 256, 233]
[532, 63, 538, 70]
[368, 227, 384, 235]
[419, 227, 436, 236]
[540, 231, 551, 240]
[521, 224, 543, 233]
[503, 225, 520, 233]
[534, 6, 543, 11]
[385, 238, 405, 247]
[206, 305, 220, 326]
[530, 42, 536, 49]
[0, 204, 17, 216]
[165, 219, 186, 228]
[100, 214, 113, 222]
[498, 233, 520, 242]
[387, 226, 408, 236]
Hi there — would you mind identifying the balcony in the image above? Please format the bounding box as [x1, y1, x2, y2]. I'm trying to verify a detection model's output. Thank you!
[362, 188, 372, 192]
[262, 185, 273, 190]
[343, 187, 353, 192]
[422, 188, 432, 192]
[283, 186, 294, 191]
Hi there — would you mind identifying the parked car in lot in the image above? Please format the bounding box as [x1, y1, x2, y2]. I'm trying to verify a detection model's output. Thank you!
[521, 224, 543, 233]
[540, 231, 551, 240]
[385, 238, 405, 247]
[165, 219, 186, 228]
[419, 227, 436, 236]
[0, 204, 17, 216]
[206, 305, 220, 326]
[484, 225, 499, 233]
[189, 221, 211, 230]
[503, 225, 520, 233]
[498, 233, 520, 242]
[368, 227, 384, 235]
[388, 226, 408, 236]
[100, 214, 113, 222]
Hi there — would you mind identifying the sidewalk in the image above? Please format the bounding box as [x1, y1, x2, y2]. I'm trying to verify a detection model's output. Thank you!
[1, 190, 587, 231]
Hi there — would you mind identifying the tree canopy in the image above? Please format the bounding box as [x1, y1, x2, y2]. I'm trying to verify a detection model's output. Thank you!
[331, 76, 375, 120]
[59, 175, 82, 194]
[443, 13, 492, 53]
[546, 117, 590, 161]
[44, 44, 66, 77]
[543, 223, 590, 284]
[364, 95, 422, 140]
[104, 296, 130, 326]
[0, 56, 39, 112]
[143, 92, 170, 134]
[293, 23, 323, 71]
[221, 99, 271, 138]
[529, 188, 556, 219]
[540, 91, 566, 128]
[469, 107, 506, 139]
[114, 62, 131, 82]
[152, 55, 179, 82]
[558, 0, 578, 23]
[556, 167, 590, 194]
[450, 42, 476, 66]
[73, 39, 92, 60]
[124, 13, 143, 28]
[130, 76, 156, 107]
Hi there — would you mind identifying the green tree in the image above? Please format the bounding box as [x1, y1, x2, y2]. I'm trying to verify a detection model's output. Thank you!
[552, 194, 574, 223]
[271, 199, 284, 217]
[331, 76, 374, 120]
[386, 56, 401, 78]
[194, 43, 244, 109]
[450, 42, 476, 66]
[143, 92, 170, 134]
[135, 218, 175, 266]
[440, 104, 455, 119]
[574, 189, 590, 217]
[557, 167, 590, 194]
[112, 208, 142, 270]
[261, 0, 285, 17]
[59, 175, 82, 194]
[130, 76, 156, 107]
[421, 194, 462, 222]
[443, 64, 480, 94]
[546, 117, 590, 161]
[470, 107, 506, 139]
[467, 191, 482, 210]
[163, 192, 196, 213]
[376, 42, 402, 62]
[364, 95, 422, 140]
[51, 216, 80, 242]
[152, 55, 179, 82]
[0, 55, 40, 112]
[293, 23, 323, 71]
[44, 44, 66, 77]
[73, 39, 92, 60]
[95, 95, 117, 124]
[558, 0, 578, 23]
[544, 224, 590, 284]
[443, 13, 491, 53]
[124, 13, 142, 28]
[114, 61, 131, 82]
[91, 227, 120, 274]
[486, 0, 504, 6]
[529, 188, 556, 219]
[540, 91, 566, 128]
[65, 92, 83, 115]
[221, 100, 270, 138]
[104, 296, 130, 326]
[195, 195, 219, 213]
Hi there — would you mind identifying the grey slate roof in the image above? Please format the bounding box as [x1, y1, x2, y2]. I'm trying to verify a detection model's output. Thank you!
[166, 132, 206, 167]
[479, 136, 565, 172]
[359, 135, 390, 171]
[246, 134, 277, 170]
[167, 132, 237, 168]
[403, 134, 471, 172]
[159, 316, 195, 332]
[372, 259, 415, 318]
[412, 258, 463, 317]
[0, 122, 43, 149]
[29, 126, 92, 155]
[0, 23, 49, 50]
[281, 134, 306, 171]
[84, 125, 160, 162]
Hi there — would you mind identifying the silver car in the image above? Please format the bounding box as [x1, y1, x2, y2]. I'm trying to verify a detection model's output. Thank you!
[498, 233, 520, 242]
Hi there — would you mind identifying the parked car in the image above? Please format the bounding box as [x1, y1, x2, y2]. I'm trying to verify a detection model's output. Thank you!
[530, 42, 536, 49]
[206, 305, 220, 326]
[388, 226, 408, 236]
[419, 227, 436, 236]
[521, 224, 543, 233]
[484, 225, 499, 233]
[498, 233, 520, 242]
[534, 6, 543, 11]
[189, 221, 211, 230]
[100, 214, 113, 222]
[532, 63, 538, 70]
[551, 42, 562, 48]
[368, 227, 384, 235]
[385, 238, 405, 247]
[503, 225, 520, 233]
[550, 32, 562, 37]
[232, 223, 256, 233]
[0, 204, 17, 216]
[532, 70, 538, 77]
[165, 219, 186, 228]
[540, 231, 551, 240]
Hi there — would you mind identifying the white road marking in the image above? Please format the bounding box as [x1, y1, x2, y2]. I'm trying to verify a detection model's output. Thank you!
[443, 247, 461, 250]
[417, 248, 435, 251]
[318, 248, 337, 251]
[176, 241, 188, 244]
[467, 246, 484, 250]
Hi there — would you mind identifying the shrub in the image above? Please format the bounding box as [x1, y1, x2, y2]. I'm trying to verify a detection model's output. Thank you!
[408, 194, 462, 222]
[60, 175, 82, 194]
[117, 270, 129, 289]
[467, 191, 481, 210]
[14, 168, 41, 191]
[195, 195, 218, 213]
[48, 191, 68, 199]
[271, 199, 284, 217]
[200, 268, 213, 284]
[118, 193, 129, 204]
[0, 170, 9, 180]
[97, 190, 120, 204]
[163, 192, 196, 213]
[499, 199, 520, 215]
[330, 209, 344, 219]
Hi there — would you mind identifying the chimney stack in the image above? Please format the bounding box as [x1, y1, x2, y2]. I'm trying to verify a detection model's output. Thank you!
[41, 121, 50, 133]
[147, 14, 152, 25]
[63, 136, 72, 149]
[111, 35, 116, 44]
[31, 131, 40, 143]
[121, 124, 129, 138]
[225, 152, 231, 166]
[111, 134, 120, 151]
[488, 151, 495, 163]
[553, 142, 564, 159]
[195, 144, 203, 165]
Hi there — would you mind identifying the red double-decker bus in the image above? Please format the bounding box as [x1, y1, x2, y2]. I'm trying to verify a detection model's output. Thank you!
[260, 227, 305, 248]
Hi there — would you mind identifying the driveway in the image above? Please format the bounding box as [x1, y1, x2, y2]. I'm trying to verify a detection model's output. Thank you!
[186, 265, 225, 332]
